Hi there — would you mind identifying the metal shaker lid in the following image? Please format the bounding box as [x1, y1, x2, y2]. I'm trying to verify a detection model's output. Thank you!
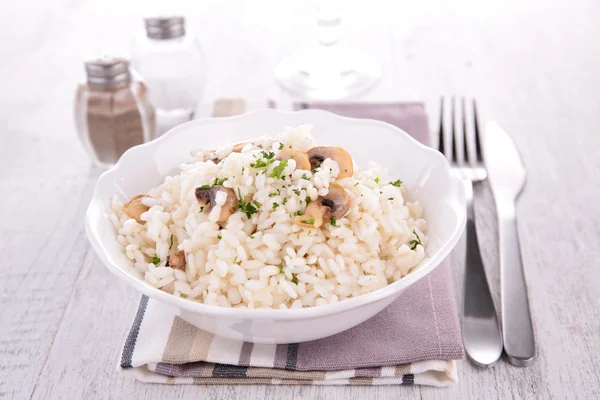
[85, 57, 131, 89]
[145, 16, 185, 40]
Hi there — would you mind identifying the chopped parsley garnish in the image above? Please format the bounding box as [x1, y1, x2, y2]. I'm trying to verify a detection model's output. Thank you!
[169, 234, 174, 250]
[390, 179, 403, 187]
[301, 173, 309, 180]
[242, 166, 245, 173]
[388, 197, 394, 201]
[272, 202, 280, 209]
[282, 198, 288, 205]
[330, 217, 337, 226]
[249, 151, 276, 168]
[305, 196, 311, 205]
[253, 200, 262, 208]
[213, 177, 228, 186]
[250, 235, 255, 239]
[374, 177, 380, 184]
[292, 188, 301, 196]
[291, 275, 299, 284]
[198, 184, 211, 189]
[269, 192, 278, 197]
[262, 151, 275, 160]
[354, 182, 360, 187]
[150, 255, 161, 265]
[269, 160, 288, 179]
[279, 142, 284, 150]
[217, 235, 222, 240]
[200, 206, 205, 212]
[311, 168, 318, 174]
[233, 256, 238, 264]
[293, 210, 304, 216]
[300, 218, 315, 224]
[409, 230, 423, 250]
[308, 230, 312, 236]
[278, 265, 285, 274]
[236, 188, 259, 219]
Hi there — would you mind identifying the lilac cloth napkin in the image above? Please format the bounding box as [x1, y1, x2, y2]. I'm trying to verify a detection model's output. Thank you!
[119, 101, 464, 386]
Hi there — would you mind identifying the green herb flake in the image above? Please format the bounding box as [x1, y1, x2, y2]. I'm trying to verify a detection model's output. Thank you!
[233, 256, 238, 264]
[269, 192, 278, 197]
[213, 177, 228, 186]
[388, 197, 394, 201]
[197, 184, 211, 190]
[300, 218, 315, 224]
[390, 179, 403, 187]
[272, 202, 280, 209]
[278, 265, 285, 274]
[200, 206, 205, 212]
[308, 230, 312, 236]
[236, 188, 259, 219]
[293, 210, 305, 216]
[354, 182, 360, 187]
[408, 229, 423, 250]
[150, 255, 161, 265]
[250, 235, 255, 239]
[374, 177, 381, 184]
[330, 217, 337, 227]
[169, 234, 174, 250]
[291, 275, 299, 284]
[279, 142, 284, 150]
[305, 196, 311, 205]
[261, 151, 275, 160]
[293, 188, 301, 196]
[253, 200, 262, 208]
[269, 159, 288, 179]
[242, 166, 245, 173]
[217, 235, 222, 240]
[301, 173, 309, 180]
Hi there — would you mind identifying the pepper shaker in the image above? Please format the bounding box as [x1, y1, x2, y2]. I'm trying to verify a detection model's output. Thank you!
[74, 57, 156, 167]
[131, 16, 206, 131]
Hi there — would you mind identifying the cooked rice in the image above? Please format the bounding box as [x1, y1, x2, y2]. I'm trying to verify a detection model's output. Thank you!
[111, 125, 428, 309]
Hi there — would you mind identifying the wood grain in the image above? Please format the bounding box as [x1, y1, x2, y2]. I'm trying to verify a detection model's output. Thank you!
[1, 0, 599, 399]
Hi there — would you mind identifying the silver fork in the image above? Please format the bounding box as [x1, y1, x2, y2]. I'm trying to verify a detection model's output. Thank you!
[438, 97, 503, 367]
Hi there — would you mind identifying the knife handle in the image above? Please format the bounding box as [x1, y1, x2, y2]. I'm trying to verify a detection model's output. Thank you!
[462, 181, 503, 367]
[499, 206, 536, 366]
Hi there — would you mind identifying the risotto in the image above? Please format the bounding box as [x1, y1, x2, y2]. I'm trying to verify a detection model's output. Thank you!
[110, 125, 428, 309]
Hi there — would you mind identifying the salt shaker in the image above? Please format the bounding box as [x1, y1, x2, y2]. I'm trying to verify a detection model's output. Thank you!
[74, 58, 156, 168]
[131, 16, 206, 130]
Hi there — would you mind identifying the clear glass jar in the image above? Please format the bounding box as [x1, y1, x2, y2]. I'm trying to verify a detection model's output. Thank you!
[131, 16, 206, 131]
[75, 57, 156, 168]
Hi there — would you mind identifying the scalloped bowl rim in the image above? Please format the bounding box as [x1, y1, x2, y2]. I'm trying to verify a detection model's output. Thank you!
[85, 109, 465, 320]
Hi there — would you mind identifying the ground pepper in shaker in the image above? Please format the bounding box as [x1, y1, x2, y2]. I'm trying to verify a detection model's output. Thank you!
[74, 57, 156, 167]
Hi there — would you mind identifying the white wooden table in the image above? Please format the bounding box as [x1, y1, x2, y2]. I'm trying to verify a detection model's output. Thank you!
[2, 0, 599, 399]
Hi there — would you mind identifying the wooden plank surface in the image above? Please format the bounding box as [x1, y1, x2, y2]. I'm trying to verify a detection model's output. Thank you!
[1, 0, 599, 399]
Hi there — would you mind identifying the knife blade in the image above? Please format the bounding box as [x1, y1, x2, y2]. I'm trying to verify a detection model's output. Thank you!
[484, 121, 536, 367]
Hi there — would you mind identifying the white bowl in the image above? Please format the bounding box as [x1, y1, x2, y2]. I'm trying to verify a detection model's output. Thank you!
[85, 109, 465, 344]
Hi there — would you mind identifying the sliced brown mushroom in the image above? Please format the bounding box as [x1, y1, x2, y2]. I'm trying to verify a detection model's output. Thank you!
[201, 141, 254, 164]
[166, 250, 186, 270]
[277, 148, 311, 171]
[123, 194, 149, 223]
[306, 146, 354, 179]
[195, 186, 237, 222]
[294, 183, 350, 228]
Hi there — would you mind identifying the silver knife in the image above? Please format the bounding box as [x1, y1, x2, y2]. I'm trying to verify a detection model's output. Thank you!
[484, 121, 536, 366]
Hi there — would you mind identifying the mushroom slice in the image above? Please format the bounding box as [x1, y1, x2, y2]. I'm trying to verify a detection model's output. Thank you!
[195, 186, 237, 222]
[294, 183, 350, 228]
[123, 194, 149, 223]
[306, 146, 354, 179]
[166, 250, 186, 270]
[277, 148, 311, 171]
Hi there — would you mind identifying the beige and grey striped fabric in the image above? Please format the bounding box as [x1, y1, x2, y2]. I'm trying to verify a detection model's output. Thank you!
[118, 100, 464, 386]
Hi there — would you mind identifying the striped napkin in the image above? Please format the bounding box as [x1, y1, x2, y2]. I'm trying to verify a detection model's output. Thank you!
[119, 100, 464, 386]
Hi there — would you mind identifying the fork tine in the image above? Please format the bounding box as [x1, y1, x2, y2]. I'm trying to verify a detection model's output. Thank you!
[437, 97, 445, 154]
[451, 97, 458, 163]
[461, 97, 470, 163]
[473, 99, 483, 162]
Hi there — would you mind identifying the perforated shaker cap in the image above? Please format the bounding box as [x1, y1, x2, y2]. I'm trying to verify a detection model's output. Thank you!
[84, 57, 131, 89]
[144, 16, 185, 40]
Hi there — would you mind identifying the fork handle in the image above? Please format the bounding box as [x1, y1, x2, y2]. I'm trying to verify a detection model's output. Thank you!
[498, 205, 536, 366]
[462, 181, 503, 367]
